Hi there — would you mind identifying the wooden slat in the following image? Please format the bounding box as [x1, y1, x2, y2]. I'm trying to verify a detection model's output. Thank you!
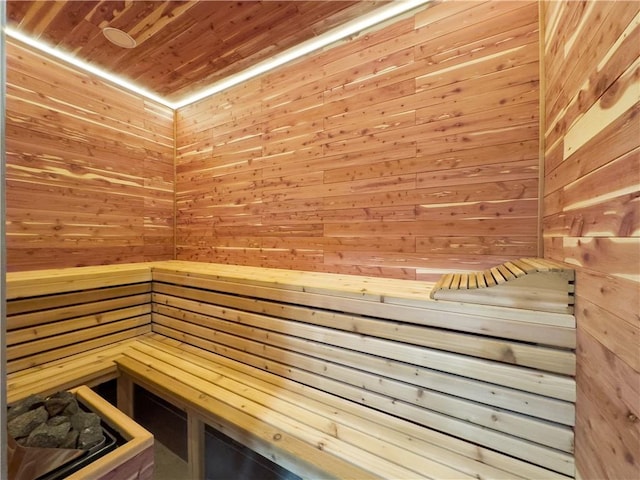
[430, 258, 575, 314]
[152, 270, 577, 349]
[152, 333, 573, 479]
[126, 345, 465, 480]
[6, 264, 154, 299]
[6, 326, 151, 376]
[6, 338, 142, 403]
[137, 336, 521, 480]
[116, 355, 381, 480]
[6, 283, 152, 315]
[6, 315, 151, 361]
[154, 291, 575, 379]
[150, 307, 575, 455]
[7, 293, 152, 330]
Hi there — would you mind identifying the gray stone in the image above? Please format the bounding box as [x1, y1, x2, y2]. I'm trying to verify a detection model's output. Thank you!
[47, 415, 71, 427]
[7, 406, 48, 439]
[70, 411, 100, 433]
[78, 425, 105, 450]
[45, 391, 76, 417]
[63, 398, 79, 416]
[24, 422, 71, 448]
[60, 429, 79, 449]
[7, 394, 45, 422]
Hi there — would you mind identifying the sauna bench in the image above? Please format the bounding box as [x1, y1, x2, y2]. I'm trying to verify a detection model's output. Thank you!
[6, 261, 577, 479]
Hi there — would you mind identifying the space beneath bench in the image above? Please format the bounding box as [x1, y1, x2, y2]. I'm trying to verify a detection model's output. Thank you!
[6, 260, 577, 479]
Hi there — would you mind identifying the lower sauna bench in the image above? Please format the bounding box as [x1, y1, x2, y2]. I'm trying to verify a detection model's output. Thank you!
[6, 260, 577, 479]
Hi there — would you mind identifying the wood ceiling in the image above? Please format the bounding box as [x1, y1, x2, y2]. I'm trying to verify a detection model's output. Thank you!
[6, 1, 390, 103]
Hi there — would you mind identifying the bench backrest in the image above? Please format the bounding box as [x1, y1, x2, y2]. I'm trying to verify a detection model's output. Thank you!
[6, 265, 153, 374]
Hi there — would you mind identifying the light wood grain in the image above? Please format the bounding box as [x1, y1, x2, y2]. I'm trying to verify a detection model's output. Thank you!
[542, 2, 639, 479]
[147, 261, 576, 475]
[5, 39, 174, 271]
[6, 1, 389, 102]
[173, 2, 540, 278]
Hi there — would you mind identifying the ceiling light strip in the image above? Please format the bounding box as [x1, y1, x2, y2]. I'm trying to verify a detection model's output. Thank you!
[4, 27, 173, 108]
[4, 0, 432, 110]
[173, 0, 432, 109]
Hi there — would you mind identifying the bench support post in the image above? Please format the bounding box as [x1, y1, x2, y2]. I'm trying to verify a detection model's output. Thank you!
[117, 374, 134, 417]
[188, 412, 205, 480]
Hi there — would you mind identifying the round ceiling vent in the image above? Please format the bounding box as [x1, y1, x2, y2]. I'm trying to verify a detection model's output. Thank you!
[102, 27, 137, 48]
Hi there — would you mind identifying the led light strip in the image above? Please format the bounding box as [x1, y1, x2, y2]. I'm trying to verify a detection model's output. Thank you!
[4, 26, 173, 107]
[172, 0, 432, 108]
[5, 0, 432, 110]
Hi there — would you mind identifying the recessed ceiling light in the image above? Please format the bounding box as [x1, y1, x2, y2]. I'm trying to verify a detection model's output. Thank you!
[103, 27, 137, 49]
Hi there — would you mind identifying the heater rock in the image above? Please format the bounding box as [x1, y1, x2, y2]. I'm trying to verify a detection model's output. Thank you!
[45, 390, 76, 417]
[60, 429, 80, 449]
[71, 411, 101, 433]
[7, 394, 45, 422]
[24, 421, 71, 448]
[7, 391, 106, 451]
[7, 405, 48, 439]
[78, 425, 105, 450]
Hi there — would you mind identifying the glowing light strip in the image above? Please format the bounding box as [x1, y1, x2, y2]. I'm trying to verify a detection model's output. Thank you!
[173, 0, 432, 108]
[5, 0, 432, 110]
[5, 26, 173, 108]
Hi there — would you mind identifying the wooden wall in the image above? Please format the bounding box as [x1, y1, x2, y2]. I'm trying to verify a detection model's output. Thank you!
[175, 1, 541, 280]
[5, 39, 175, 271]
[542, 2, 639, 479]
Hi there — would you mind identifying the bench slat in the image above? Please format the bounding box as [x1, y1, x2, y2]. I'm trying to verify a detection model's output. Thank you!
[152, 287, 576, 399]
[7, 305, 151, 345]
[151, 319, 575, 475]
[7, 326, 151, 375]
[153, 278, 576, 346]
[8, 293, 152, 330]
[116, 354, 381, 480]
[7, 340, 140, 403]
[7, 316, 151, 362]
[6, 283, 152, 316]
[125, 344, 473, 480]
[153, 289, 575, 375]
[140, 334, 573, 480]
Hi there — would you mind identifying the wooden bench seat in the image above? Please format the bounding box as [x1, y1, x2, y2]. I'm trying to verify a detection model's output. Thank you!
[6, 260, 577, 479]
[6, 339, 141, 404]
[117, 333, 562, 480]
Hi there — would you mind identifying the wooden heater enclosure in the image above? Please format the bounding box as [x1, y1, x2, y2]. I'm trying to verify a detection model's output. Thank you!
[3, 1, 639, 480]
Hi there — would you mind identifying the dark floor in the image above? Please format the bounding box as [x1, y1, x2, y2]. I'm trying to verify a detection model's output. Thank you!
[154, 441, 190, 480]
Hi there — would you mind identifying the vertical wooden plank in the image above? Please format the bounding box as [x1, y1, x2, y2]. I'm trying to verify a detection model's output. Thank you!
[117, 374, 135, 418]
[187, 412, 205, 480]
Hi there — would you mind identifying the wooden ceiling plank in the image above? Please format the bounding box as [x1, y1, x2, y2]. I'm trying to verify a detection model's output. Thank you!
[86, 1, 127, 27]
[129, 1, 199, 47]
[24, 1, 65, 38]
[61, 19, 102, 54]
[7, 0, 393, 100]
[41, 1, 100, 46]
[6, 1, 34, 29]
